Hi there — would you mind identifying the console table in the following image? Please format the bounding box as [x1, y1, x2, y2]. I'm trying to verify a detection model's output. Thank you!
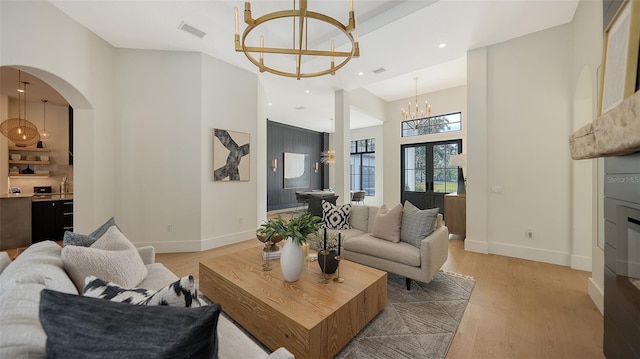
[445, 192, 466, 238]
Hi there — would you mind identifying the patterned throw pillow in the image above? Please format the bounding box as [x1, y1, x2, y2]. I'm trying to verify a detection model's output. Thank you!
[322, 201, 351, 229]
[400, 201, 440, 248]
[83, 275, 206, 308]
[63, 217, 120, 247]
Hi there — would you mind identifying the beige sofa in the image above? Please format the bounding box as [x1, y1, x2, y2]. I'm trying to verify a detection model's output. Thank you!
[322, 205, 449, 290]
[0, 241, 292, 359]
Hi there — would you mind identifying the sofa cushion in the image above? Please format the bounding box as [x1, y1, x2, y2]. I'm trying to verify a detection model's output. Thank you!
[39, 289, 221, 359]
[401, 201, 440, 248]
[322, 201, 351, 229]
[0, 282, 48, 358]
[349, 205, 369, 232]
[371, 204, 403, 243]
[62, 226, 148, 291]
[0, 240, 78, 296]
[62, 217, 119, 247]
[343, 233, 421, 267]
[84, 275, 206, 307]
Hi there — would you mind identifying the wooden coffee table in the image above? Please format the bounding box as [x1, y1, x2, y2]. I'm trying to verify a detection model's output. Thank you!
[199, 245, 387, 359]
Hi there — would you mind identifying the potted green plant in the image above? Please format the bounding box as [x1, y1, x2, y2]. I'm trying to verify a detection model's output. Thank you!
[256, 215, 287, 249]
[280, 212, 321, 282]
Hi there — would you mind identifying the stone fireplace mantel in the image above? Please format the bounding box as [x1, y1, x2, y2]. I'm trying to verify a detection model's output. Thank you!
[570, 90, 640, 159]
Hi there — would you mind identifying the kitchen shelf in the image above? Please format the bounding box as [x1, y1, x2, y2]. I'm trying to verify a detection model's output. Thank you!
[9, 174, 50, 179]
[9, 147, 51, 152]
[9, 160, 51, 165]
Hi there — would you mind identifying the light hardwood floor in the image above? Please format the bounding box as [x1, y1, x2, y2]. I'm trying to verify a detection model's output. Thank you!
[157, 237, 604, 359]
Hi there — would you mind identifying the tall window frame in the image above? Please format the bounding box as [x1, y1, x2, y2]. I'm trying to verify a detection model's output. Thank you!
[350, 138, 375, 196]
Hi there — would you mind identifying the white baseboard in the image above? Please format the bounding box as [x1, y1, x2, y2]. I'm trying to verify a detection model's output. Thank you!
[135, 230, 256, 253]
[487, 242, 571, 266]
[571, 254, 592, 271]
[464, 239, 488, 253]
[588, 277, 604, 314]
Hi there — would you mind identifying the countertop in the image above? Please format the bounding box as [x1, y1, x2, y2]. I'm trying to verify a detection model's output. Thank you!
[1, 193, 74, 201]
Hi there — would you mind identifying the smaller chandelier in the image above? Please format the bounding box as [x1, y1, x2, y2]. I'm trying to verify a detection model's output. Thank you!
[321, 150, 335, 164]
[401, 77, 432, 130]
[234, 0, 360, 79]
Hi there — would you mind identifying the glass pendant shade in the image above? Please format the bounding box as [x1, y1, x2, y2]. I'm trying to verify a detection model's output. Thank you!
[40, 99, 51, 139]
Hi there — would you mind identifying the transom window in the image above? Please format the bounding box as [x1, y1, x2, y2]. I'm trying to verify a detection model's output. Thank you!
[401, 112, 462, 137]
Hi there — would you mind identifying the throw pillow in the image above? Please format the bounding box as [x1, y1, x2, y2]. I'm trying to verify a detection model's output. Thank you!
[63, 217, 119, 247]
[322, 201, 351, 230]
[401, 201, 440, 248]
[62, 226, 148, 291]
[83, 275, 207, 308]
[371, 204, 403, 242]
[39, 289, 220, 359]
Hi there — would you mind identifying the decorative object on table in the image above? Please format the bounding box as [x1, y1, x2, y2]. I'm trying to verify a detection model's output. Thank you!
[213, 128, 250, 181]
[257, 216, 287, 271]
[333, 232, 344, 283]
[311, 228, 343, 276]
[233, 0, 359, 79]
[283, 152, 310, 189]
[279, 212, 321, 282]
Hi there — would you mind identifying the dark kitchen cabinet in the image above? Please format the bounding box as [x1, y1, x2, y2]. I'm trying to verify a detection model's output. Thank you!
[32, 199, 73, 243]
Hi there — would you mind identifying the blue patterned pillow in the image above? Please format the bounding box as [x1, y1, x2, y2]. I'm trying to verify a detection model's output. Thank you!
[63, 217, 120, 247]
[83, 275, 206, 307]
[400, 201, 439, 248]
[322, 201, 351, 230]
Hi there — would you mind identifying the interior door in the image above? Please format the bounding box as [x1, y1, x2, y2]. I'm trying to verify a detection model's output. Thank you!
[401, 140, 462, 214]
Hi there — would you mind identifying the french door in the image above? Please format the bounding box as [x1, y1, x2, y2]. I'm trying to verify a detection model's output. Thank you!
[401, 139, 462, 215]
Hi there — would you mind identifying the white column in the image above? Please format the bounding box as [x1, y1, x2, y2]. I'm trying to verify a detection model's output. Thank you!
[334, 90, 350, 205]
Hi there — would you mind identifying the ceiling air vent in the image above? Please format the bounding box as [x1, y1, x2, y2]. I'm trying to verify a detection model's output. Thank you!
[179, 22, 206, 39]
[295, 106, 306, 110]
[372, 67, 386, 75]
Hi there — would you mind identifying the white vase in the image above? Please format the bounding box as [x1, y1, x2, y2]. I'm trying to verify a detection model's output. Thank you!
[280, 238, 304, 282]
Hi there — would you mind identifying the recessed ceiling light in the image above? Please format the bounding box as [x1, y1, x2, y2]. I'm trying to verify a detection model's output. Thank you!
[305, 90, 310, 94]
[438, 43, 447, 48]
[358, 71, 364, 76]
[268, 102, 272, 106]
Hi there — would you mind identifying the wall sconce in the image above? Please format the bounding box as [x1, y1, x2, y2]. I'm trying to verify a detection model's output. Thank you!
[272, 158, 277, 172]
[314, 162, 319, 173]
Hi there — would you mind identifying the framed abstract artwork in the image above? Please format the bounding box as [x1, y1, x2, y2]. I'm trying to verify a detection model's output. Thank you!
[600, 0, 640, 114]
[283, 152, 310, 189]
[213, 128, 250, 181]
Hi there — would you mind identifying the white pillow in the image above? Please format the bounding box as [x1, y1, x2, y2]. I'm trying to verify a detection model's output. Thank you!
[62, 226, 148, 291]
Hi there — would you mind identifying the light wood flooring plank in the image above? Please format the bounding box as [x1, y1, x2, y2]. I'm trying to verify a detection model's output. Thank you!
[157, 237, 604, 359]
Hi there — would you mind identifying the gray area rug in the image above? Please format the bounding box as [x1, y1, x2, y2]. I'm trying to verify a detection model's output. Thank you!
[206, 270, 475, 359]
[336, 271, 475, 359]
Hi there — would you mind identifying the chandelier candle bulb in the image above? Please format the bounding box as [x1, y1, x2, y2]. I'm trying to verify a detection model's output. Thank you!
[234, 7, 239, 35]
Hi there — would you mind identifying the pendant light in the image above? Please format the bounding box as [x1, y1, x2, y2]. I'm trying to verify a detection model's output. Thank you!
[40, 99, 51, 139]
[0, 70, 40, 146]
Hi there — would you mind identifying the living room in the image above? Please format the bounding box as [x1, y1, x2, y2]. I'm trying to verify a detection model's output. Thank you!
[1, 0, 637, 357]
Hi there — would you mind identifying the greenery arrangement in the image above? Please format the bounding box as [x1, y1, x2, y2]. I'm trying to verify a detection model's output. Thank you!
[256, 212, 321, 246]
[285, 212, 321, 246]
[256, 215, 287, 244]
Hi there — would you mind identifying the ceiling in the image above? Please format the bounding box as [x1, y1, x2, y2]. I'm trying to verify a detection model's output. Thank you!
[2, 0, 579, 133]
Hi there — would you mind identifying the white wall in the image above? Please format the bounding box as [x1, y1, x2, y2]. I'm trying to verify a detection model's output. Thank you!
[383, 85, 467, 207]
[200, 54, 259, 251]
[467, 22, 579, 265]
[1, 0, 116, 233]
[571, 0, 604, 313]
[350, 125, 384, 206]
[115, 49, 203, 252]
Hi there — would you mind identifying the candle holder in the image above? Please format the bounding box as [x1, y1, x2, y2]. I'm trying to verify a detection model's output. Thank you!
[318, 249, 331, 284]
[333, 255, 344, 283]
[262, 240, 273, 271]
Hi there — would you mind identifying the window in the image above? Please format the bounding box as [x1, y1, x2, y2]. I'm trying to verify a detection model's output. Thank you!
[401, 112, 462, 137]
[350, 138, 375, 196]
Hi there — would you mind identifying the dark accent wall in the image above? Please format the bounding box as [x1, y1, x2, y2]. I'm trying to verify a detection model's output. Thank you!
[267, 120, 326, 211]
